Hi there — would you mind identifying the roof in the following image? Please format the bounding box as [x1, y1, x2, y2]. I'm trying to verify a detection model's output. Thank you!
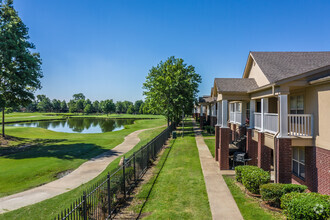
[199, 96, 215, 103]
[215, 78, 258, 93]
[250, 51, 330, 83]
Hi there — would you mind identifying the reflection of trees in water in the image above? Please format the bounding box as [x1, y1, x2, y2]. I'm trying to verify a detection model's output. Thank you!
[11, 118, 135, 133]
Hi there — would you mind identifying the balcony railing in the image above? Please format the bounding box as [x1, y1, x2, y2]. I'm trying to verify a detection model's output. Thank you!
[229, 111, 242, 125]
[264, 113, 278, 134]
[254, 112, 262, 130]
[288, 114, 313, 137]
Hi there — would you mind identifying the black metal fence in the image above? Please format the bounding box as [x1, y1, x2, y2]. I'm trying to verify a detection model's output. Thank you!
[54, 124, 174, 220]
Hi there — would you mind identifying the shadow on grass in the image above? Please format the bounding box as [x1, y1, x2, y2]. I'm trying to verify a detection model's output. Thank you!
[1, 141, 113, 161]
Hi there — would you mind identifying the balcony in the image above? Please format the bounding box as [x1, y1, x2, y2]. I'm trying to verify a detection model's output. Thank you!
[230, 111, 242, 125]
[253, 112, 313, 137]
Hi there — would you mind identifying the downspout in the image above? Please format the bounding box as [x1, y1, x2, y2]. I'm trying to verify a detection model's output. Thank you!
[273, 93, 280, 183]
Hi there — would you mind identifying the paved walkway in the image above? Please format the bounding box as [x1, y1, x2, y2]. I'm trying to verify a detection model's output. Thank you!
[192, 119, 243, 220]
[0, 126, 163, 214]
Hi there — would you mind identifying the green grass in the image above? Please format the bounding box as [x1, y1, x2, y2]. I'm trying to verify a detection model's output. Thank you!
[0, 117, 165, 197]
[131, 119, 212, 219]
[223, 175, 284, 220]
[0, 125, 167, 219]
[204, 138, 215, 158]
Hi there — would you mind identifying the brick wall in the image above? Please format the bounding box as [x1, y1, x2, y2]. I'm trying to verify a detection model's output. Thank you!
[257, 132, 272, 171]
[218, 127, 230, 170]
[246, 129, 258, 166]
[314, 147, 330, 195]
[276, 138, 292, 183]
[215, 125, 220, 161]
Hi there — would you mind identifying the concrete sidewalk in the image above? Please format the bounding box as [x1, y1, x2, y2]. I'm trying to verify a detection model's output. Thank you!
[192, 119, 243, 220]
[0, 126, 163, 214]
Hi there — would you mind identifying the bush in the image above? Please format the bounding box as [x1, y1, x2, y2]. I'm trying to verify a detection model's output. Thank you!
[241, 166, 270, 194]
[204, 125, 215, 134]
[234, 165, 258, 183]
[281, 192, 330, 220]
[260, 183, 307, 207]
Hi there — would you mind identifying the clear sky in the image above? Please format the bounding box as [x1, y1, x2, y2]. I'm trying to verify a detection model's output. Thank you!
[13, 0, 330, 102]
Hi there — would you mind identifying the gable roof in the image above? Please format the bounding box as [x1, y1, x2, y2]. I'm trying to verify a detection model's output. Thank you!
[215, 78, 258, 93]
[250, 51, 330, 83]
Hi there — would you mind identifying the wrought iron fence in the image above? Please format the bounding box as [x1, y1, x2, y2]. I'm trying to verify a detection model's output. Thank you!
[54, 124, 174, 220]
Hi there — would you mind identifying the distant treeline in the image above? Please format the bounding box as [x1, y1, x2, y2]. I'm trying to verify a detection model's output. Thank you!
[18, 93, 152, 115]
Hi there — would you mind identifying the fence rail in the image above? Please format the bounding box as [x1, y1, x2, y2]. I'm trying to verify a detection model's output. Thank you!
[54, 124, 174, 220]
[288, 114, 313, 136]
[264, 113, 278, 134]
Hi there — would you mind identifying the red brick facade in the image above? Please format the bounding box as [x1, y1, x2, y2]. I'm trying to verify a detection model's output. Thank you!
[246, 129, 258, 166]
[210, 116, 217, 127]
[276, 138, 292, 183]
[199, 115, 205, 129]
[257, 132, 272, 171]
[218, 127, 230, 170]
[215, 125, 220, 161]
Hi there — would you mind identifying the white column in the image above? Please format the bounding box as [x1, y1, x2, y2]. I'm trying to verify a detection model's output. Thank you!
[216, 101, 222, 126]
[249, 99, 255, 129]
[221, 100, 228, 127]
[279, 94, 288, 137]
[261, 98, 268, 131]
[200, 105, 203, 116]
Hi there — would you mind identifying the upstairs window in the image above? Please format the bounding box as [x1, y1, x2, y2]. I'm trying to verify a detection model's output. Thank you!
[290, 95, 304, 114]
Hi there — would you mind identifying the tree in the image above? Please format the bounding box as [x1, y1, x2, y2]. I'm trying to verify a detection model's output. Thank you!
[0, 0, 43, 137]
[93, 100, 100, 113]
[127, 105, 134, 114]
[60, 100, 68, 112]
[75, 99, 85, 113]
[52, 99, 61, 112]
[37, 96, 52, 112]
[134, 100, 144, 114]
[101, 99, 115, 115]
[115, 101, 124, 113]
[84, 104, 93, 114]
[72, 93, 85, 101]
[143, 56, 201, 125]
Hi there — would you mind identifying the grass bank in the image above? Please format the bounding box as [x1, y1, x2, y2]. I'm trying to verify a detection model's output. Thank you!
[0, 117, 165, 198]
[223, 175, 284, 220]
[131, 119, 212, 219]
[0, 125, 167, 219]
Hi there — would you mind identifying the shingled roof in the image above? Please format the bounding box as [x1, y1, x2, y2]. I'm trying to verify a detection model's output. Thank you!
[250, 52, 330, 83]
[215, 78, 258, 93]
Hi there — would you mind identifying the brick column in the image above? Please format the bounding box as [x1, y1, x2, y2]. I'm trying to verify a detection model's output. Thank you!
[200, 115, 204, 129]
[215, 125, 220, 161]
[305, 147, 316, 192]
[276, 138, 292, 183]
[232, 124, 236, 142]
[257, 132, 271, 171]
[246, 129, 258, 166]
[218, 127, 230, 170]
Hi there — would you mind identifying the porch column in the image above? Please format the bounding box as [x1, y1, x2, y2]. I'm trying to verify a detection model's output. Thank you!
[261, 98, 268, 131]
[200, 105, 203, 116]
[216, 101, 222, 126]
[249, 99, 255, 129]
[215, 101, 221, 161]
[221, 100, 228, 128]
[279, 94, 288, 137]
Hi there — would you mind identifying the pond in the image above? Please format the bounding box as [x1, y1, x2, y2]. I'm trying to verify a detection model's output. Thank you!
[7, 118, 135, 134]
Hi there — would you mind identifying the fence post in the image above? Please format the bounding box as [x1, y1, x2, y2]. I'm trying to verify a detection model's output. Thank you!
[133, 153, 136, 183]
[107, 173, 111, 217]
[122, 156, 126, 199]
[83, 192, 87, 220]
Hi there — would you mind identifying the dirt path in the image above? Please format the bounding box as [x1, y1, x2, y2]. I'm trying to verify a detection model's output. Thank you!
[0, 125, 165, 214]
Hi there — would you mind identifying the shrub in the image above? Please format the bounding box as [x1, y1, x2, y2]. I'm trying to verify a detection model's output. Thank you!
[260, 183, 307, 207]
[204, 125, 215, 134]
[281, 192, 330, 220]
[234, 165, 258, 183]
[241, 166, 270, 194]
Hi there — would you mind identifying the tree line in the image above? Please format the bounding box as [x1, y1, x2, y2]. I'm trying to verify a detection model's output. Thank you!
[23, 93, 151, 115]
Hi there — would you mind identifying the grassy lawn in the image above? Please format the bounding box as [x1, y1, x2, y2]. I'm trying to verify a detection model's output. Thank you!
[0, 116, 165, 198]
[223, 175, 284, 220]
[204, 138, 215, 158]
[131, 119, 212, 219]
[0, 125, 167, 219]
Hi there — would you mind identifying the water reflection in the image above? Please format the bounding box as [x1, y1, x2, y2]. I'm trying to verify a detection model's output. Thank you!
[7, 118, 135, 134]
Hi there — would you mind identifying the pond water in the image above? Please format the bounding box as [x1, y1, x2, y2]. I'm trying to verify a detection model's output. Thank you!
[7, 118, 135, 134]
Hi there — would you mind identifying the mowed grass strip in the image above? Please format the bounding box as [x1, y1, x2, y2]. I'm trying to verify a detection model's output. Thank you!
[204, 138, 215, 158]
[132, 120, 212, 220]
[0, 125, 167, 219]
[0, 117, 165, 197]
[223, 175, 284, 220]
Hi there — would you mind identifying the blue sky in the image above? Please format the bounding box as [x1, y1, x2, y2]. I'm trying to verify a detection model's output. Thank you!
[14, 0, 330, 102]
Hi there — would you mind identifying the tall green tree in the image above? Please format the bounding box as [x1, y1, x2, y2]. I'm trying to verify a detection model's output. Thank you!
[0, 0, 43, 137]
[60, 100, 68, 112]
[72, 93, 85, 101]
[143, 56, 201, 125]
[52, 99, 61, 112]
[101, 99, 115, 115]
[134, 100, 144, 114]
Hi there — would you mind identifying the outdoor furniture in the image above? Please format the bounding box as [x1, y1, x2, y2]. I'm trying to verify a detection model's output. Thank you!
[232, 152, 252, 168]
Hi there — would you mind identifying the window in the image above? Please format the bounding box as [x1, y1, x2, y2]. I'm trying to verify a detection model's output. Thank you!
[236, 103, 241, 113]
[292, 147, 305, 179]
[290, 95, 304, 114]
